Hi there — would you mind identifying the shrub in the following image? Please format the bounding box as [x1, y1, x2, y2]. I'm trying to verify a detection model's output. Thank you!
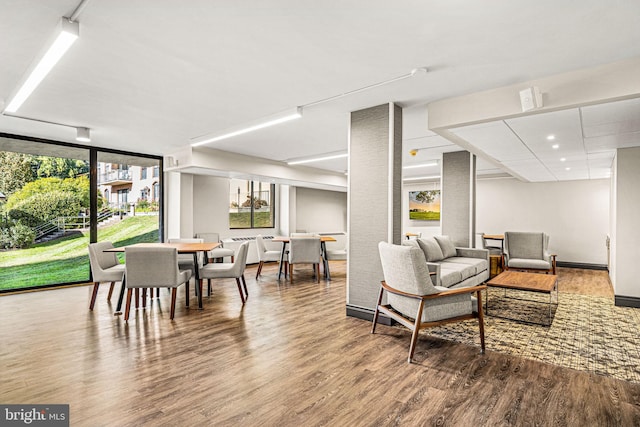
[7, 223, 35, 248]
[8, 190, 83, 227]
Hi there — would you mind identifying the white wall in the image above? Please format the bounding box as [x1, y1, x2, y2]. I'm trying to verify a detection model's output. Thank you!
[477, 177, 610, 265]
[295, 187, 347, 233]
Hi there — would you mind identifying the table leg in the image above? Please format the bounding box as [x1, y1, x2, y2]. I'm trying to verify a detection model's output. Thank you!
[277, 242, 287, 280]
[194, 252, 203, 310]
[115, 275, 126, 315]
[321, 241, 331, 280]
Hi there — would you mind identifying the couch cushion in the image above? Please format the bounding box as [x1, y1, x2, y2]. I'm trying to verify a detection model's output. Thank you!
[416, 237, 444, 262]
[434, 235, 457, 259]
[438, 261, 476, 281]
[441, 257, 488, 275]
[438, 268, 462, 288]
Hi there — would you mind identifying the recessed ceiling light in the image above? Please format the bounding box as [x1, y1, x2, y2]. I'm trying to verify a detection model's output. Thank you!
[565, 167, 571, 171]
[546, 135, 555, 140]
[560, 158, 566, 162]
[552, 144, 559, 149]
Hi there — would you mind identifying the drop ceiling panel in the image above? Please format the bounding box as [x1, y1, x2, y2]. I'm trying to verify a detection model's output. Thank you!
[450, 121, 533, 162]
[506, 109, 584, 156]
[581, 97, 640, 138]
[584, 131, 640, 152]
[501, 159, 556, 182]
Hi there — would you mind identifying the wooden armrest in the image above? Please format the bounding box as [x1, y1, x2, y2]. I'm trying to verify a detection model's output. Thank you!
[380, 281, 486, 301]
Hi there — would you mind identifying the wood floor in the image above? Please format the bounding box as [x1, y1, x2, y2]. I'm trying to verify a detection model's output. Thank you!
[1, 263, 639, 426]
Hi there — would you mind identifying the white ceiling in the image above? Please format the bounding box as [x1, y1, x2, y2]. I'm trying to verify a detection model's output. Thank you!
[1, 1, 640, 184]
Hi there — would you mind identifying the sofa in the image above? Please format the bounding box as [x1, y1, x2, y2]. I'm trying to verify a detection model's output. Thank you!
[403, 235, 489, 289]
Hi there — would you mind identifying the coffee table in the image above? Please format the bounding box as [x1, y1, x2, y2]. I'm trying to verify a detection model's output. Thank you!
[486, 270, 559, 326]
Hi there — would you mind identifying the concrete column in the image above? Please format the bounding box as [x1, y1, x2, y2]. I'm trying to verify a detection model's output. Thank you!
[347, 103, 402, 320]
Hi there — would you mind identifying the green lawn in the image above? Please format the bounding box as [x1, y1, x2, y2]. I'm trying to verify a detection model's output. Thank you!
[0, 215, 159, 291]
[409, 211, 440, 221]
[229, 211, 274, 228]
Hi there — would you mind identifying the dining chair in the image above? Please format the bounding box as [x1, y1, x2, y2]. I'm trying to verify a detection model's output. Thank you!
[87, 241, 126, 310]
[199, 241, 250, 304]
[195, 232, 235, 262]
[255, 234, 281, 279]
[123, 246, 192, 320]
[288, 237, 322, 283]
[167, 237, 204, 276]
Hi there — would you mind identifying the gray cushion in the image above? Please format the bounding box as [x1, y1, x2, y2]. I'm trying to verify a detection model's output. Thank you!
[438, 268, 462, 288]
[505, 232, 545, 260]
[434, 235, 457, 259]
[440, 257, 488, 275]
[438, 261, 476, 281]
[508, 258, 551, 270]
[417, 237, 445, 262]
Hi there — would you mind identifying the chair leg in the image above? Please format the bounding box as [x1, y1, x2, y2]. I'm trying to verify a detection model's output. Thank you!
[134, 288, 139, 309]
[408, 300, 425, 363]
[289, 264, 293, 282]
[142, 289, 147, 308]
[477, 290, 486, 354]
[241, 275, 248, 299]
[371, 287, 385, 334]
[315, 263, 319, 282]
[208, 279, 212, 297]
[107, 282, 115, 301]
[170, 288, 177, 320]
[231, 256, 234, 263]
[185, 282, 189, 307]
[235, 278, 246, 304]
[89, 282, 100, 310]
[256, 261, 264, 279]
[124, 289, 133, 321]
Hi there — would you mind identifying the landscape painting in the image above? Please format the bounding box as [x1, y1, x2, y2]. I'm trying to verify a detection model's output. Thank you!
[409, 190, 440, 221]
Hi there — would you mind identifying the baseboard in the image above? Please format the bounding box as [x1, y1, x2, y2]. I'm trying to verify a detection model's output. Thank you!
[346, 304, 393, 326]
[556, 261, 608, 271]
[615, 295, 640, 308]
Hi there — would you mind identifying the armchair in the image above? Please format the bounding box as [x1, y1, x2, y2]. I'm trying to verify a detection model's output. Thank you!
[372, 242, 486, 363]
[503, 231, 557, 274]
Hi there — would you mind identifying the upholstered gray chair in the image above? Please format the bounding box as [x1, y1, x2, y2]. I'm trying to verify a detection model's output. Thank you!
[288, 237, 322, 282]
[199, 241, 250, 304]
[123, 247, 192, 320]
[480, 233, 503, 256]
[167, 237, 203, 276]
[373, 242, 486, 363]
[503, 231, 557, 274]
[196, 232, 235, 263]
[255, 234, 281, 279]
[325, 233, 347, 261]
[88, 241, 126, 310]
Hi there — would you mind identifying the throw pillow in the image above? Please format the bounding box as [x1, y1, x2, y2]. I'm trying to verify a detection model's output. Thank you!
[434, 235, 457, 258]
[417, 237, 444, 262]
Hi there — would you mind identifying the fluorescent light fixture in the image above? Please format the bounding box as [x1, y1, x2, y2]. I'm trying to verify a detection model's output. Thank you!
[403, 175, 440, 181]
[191, 107, 302, 147]
[4, 18, 79, 113]
[287, 153, 348, 165]
[403, 162, 438, 170]
[76, 127, 90, 142]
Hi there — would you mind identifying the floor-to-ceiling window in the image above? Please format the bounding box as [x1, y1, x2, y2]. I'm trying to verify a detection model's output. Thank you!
[0, 134, 162, 292]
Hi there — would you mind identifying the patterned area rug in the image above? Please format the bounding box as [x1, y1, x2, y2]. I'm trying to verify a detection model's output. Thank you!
[423, 289, 640, 383]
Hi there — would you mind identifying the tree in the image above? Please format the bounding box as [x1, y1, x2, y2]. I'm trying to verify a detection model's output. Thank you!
[35, 156, 89, 179]
[414, 190, 439, 204]
[0, 152, 36, 197]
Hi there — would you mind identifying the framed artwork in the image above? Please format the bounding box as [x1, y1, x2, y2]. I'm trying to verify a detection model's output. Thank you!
[408, 190, 440, 221]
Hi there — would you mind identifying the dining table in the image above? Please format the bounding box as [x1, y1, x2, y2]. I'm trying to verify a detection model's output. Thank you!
[272, 236, 336, 281]
[104, 241, 220, 314]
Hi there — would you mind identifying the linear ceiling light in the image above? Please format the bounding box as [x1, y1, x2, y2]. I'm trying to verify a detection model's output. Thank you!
[4, 18, 79, 114]
[191, 107, 302, 147]
[287, 153, 348, 165]
[403, 161, 438, 169]
[403, 175, 440, 182]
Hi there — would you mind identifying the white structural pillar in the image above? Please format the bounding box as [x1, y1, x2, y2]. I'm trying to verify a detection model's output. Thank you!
[346, 103, 402, 321]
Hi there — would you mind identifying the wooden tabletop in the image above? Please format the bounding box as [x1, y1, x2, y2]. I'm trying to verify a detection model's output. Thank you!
[104, 242, 220, 253]
[483, 234, 504, 240]
[487, 270, 557, 293]
[272, 236, 336, 243]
